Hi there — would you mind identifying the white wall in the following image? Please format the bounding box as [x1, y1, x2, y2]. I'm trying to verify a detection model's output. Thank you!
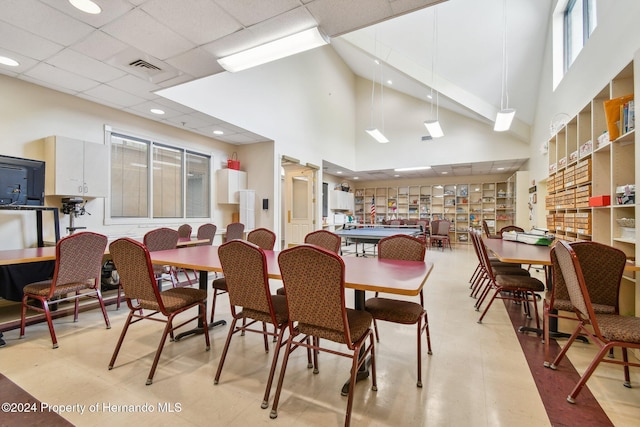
[0, 75, 236, 249]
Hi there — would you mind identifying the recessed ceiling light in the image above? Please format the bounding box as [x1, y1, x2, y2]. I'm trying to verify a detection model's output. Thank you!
[394, 174, 400, 177]
[150, 108, 165, 115]
[336, 171, 342, 174]
[213, 130, 224, 135]
[354, 177, 359, 180]
[69, 0, 101, 14]
[441, 171, 448, 174]
[0, 56, 19, 67]
[497, 167, 505, 170]
[387, 80, 393, 85]
[427, 94, 433, 99]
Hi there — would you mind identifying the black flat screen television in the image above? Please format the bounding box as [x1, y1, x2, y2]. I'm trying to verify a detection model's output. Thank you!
[0, 155, 45, 206]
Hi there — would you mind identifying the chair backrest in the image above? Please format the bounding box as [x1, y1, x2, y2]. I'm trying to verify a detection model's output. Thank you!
[143, 228, 179, 252]
[416, 220, 429, 233]
[52, 232, 107, 292]
[109, 238, 165, 309]
[225, 222, 245, 241]
[177, 224, 192, 238]
[499, 225, 524, 234]
[196, 223, 217, 246]
[218, 240, 278, 322]
[482, 220, 492, 238]
[389, 219, 402, 226]
[304, 230, 341, 254]
[377, 234, 425, 261]
[278, 245, 353, 346]
[247, 228, 276, 250]
[551, 240, 626, 311]
[431, 220, 451, 236]
[472, 229, 497, 282]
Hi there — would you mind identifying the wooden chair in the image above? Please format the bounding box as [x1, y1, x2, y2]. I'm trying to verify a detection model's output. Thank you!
[20, 232, 110, 349]
[429, 219, 452, 250]
[364, 234, 432, 387]
[550, 240, 640, 403]
[108, 238, 210, 385]
[271, 244, 377, 426]
[143, 227, 180, 288]
[214, 240, 290, 410]
[473, 229, 544, 326]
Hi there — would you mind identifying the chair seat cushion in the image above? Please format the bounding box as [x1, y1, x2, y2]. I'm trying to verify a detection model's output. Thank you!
[23, 279, 94, 297]
[243, 294, 289, 325]
[364, 297, 424, 324]
[298, 308, 372, 345]
[596, 314, 640, 343]
[211, 277, 227, 291]
[495, 275, 545, 292]
[493, 266, 530, 276]
[544, 294, 616, 314]
[141, 287, 207, 313]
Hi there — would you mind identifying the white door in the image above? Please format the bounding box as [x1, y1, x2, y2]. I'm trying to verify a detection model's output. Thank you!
[283, 165, 315, 247]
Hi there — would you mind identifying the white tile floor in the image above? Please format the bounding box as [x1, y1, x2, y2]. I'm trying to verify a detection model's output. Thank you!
[1, 245, 639, 426]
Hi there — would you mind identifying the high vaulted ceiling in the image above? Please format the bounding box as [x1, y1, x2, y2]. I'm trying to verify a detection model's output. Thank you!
[0, 0, 551, 178]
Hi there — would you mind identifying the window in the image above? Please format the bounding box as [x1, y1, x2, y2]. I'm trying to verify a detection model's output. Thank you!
[108, 130, 210, 221]
[564, 0, 597, 71]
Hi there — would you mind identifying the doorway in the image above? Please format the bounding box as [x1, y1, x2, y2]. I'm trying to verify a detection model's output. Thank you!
[280, 157, 317, 248]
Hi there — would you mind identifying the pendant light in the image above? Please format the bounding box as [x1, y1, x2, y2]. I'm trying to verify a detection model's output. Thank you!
[424, 9, 443, 138]
[494, 0, 515, 131]
[366, 35, 389, 143]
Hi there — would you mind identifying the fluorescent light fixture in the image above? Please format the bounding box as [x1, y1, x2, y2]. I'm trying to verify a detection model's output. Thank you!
[0, 56, 19, 67]
[394, 166, 432, 172]
[69, 0, 101, 14]
[218, 27, 329, 72]
[494, 109, 515, 131]
[366, 128, 389, 143]
[424, 120, 444, 138]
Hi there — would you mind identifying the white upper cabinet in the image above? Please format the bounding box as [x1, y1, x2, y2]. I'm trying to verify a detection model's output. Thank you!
[217, 169, 247, 204]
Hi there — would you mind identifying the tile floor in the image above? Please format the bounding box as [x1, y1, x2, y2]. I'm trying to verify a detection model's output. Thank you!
[1, 244, 639, 426]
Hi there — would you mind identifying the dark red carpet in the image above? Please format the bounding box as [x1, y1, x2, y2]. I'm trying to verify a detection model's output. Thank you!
[503, 301, 613, 426]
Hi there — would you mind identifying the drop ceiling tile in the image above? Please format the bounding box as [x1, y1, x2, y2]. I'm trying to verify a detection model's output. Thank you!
[390, 0, 441, 15]
[0, 0, 94, 46]
[76, 92, 131, 111]
[71, 31, 129, 62]
[0, 69, 18, 78]
[165, 47, 221, 79]
[0, 49, 39, 74]
[214, 0, 301, 27]
[20, 74, 82, 96]
[306, 0, 393, 36]
[0, 22, 63, 61]
[107, 74, 161, 100]
[101, 8, 195, 60]
[46, 49, 127, 83]
[82, 84, 148, 107]
[165, 113, 213, 129]
[39, 0, 134, 27]
[154, 73, 198, 89]
[141, 0, 241, 45]
[127, 101, 184, 119]
[23, 62, 100, 92]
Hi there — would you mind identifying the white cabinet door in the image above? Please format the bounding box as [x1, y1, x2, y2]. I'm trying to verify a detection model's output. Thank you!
[44, 136, 108, 197]
[216, 169, 247, 204]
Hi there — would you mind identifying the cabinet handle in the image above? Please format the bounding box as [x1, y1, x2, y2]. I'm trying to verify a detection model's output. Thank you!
[78, 185, 83, 193]
[84, 185, 88, 193]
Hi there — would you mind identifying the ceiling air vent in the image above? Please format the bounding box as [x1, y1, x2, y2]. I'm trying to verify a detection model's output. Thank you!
[129, 59, 162, 73]
[421, 135, 433, 141]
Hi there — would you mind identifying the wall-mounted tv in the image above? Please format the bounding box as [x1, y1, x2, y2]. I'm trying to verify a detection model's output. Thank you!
[0, 155, 45, 206]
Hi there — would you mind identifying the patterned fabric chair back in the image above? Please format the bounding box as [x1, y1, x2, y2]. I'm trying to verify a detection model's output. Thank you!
[109, 238, 163, 305]
[377, 234, 425, 261]
[247, 228, 276, 250]
[431, 220, 450, 236]
[554, 241, 597, 324]
[482, 220, 492, 238]
[196, 223, 217, 246]
[278, 245, 351, 345]
[218, 240, 276, 322]
[143, 228, 179, 251]
[225, 222, 245, 241]
[54, 232, 107, 288]
[177, 224, 192, 238]
[499, 225, 524, 234]
[304, 230, 341, 254]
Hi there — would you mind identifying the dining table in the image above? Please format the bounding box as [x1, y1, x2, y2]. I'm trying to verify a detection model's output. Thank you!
[149, 244, 433, 393]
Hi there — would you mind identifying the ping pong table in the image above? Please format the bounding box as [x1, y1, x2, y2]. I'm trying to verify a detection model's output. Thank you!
[335, 226, 422, 256]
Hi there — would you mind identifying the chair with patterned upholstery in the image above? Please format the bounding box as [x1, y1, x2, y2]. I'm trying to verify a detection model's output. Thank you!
[304, 229, 341, 253]
[544, 242, 627, 367]
[196, 223, 217, 246]
[177, 223, 192, 239]
[209, 226, 275, 324]
[429, 219, 452, 250]
[108, 238, 210, 385]
[271, 244, 377, 426]
[482, 220, 500, 239]
[214, 239, 290, 410]
[550, 240, 640, 403]
[20, 232, 110, 349]
[143, 227, 180, 288]
[224, 222, 245, 242]
[474, 229, 545, 326]
[416, 219, 429, 243]
[364, 234, 432, 387]
[247, 228, 276, 250]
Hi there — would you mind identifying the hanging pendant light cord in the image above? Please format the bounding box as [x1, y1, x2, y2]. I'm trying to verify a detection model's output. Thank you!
[500, 0, 509, 111]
